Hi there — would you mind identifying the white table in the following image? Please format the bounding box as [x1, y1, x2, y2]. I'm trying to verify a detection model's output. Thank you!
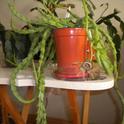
[0, 67, 114, 124]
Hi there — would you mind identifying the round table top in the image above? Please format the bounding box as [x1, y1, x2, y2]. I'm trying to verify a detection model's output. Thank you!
[0, 67, 114, 91]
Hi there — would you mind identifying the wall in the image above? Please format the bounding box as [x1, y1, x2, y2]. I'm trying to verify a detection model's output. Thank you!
[0, 0, 124, 124]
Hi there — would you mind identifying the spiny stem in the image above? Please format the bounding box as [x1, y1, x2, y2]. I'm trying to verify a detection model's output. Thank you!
[82, 0, 89, 31]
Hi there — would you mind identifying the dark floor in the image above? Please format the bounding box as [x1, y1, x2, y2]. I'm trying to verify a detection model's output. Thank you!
[0, 104, 70, 124]
[1, 116, 70, 124]
[27, 114, 71, 124]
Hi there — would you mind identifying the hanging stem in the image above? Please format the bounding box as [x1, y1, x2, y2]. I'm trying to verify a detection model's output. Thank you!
[36, 29, 51, 124]
[82, 0, 89, 31]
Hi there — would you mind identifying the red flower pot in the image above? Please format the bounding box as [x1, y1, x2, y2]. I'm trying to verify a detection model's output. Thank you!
[53, 28, 88, 79]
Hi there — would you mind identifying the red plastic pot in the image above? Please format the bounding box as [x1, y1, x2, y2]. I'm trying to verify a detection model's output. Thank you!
[53, 28, 88, 79]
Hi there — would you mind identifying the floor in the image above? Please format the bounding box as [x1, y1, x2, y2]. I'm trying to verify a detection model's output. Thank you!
[28, 115, 71, 124]
[48, 118, 71, 124]
[0, 106, 71, 124]
[0, 115, 71, 124]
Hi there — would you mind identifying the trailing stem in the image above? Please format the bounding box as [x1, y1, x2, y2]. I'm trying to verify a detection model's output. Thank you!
[82, 2, 124, 123]
[10, 36, 41, 103]
[36, 29, 51, 124]
[114, 42, 124, 124]
[82, 0, 89, 31]
[82, 0, 115, 76]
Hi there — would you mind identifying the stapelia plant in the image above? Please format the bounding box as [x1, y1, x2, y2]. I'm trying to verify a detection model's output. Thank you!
[8, 1, 73, 124]
[8, 0, 123, 124]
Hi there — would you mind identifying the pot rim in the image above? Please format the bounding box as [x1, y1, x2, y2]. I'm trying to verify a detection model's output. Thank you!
[53, 27, 87, 36]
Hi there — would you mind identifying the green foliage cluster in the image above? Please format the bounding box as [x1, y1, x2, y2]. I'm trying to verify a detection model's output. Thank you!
[9, 0, 117, 75]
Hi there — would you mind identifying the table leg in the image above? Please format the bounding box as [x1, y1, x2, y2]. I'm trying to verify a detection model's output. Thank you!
[82, 91, 90, 124]
[1, 100, 9, 124]
[0, 86, 25, 124]
[67, 90, 81, 124]
[21, 86, 34, 123]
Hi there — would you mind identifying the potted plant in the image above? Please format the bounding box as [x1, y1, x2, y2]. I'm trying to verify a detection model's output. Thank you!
[6, 0, 124, 124]
[0, 23, 31, 67]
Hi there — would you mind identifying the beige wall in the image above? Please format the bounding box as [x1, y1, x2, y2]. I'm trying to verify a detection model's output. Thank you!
[0, 0, 124, 124]
[1, 0, 124, 28]
[0, 0, 39, 28]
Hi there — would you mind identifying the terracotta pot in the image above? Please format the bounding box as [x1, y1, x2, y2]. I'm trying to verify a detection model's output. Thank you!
[53, 28, 88, 79]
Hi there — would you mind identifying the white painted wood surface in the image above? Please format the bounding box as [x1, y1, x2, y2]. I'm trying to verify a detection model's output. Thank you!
[0, 67, 114, 91]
